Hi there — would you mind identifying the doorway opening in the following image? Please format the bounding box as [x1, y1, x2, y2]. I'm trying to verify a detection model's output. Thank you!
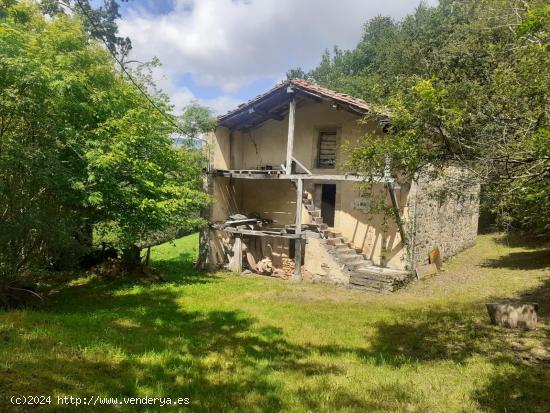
[317, 184, 336, 227]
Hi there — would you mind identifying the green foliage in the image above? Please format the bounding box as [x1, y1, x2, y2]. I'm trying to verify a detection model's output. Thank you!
[175, 102, 217, 146]
[301, 0, 550, 235]
[40, 0, 131, 59]
[0, 2, 212, 290]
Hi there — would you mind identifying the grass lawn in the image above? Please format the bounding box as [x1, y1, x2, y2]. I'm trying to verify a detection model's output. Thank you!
[1, 233, 549, 412]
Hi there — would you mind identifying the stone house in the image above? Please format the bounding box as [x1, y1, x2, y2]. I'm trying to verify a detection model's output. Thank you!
[202, 79, 479, 292]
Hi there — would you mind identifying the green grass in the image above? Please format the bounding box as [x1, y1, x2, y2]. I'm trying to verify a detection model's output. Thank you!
[1, 233, 549, 412]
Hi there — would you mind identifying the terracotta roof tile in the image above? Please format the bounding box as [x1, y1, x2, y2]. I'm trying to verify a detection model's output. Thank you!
[218, 79, 376, 123]
[289, 79, 372, 112]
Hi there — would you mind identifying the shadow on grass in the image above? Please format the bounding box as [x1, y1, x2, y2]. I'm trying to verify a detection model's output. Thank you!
[9, 292, 550, 412]
[493, 232, 550, 249]
[1, 249, 384, 412]
[482, 248, 550, 271]
[1, 281, 386, 412]
[2, 236, 550, 412]
[151, 249, 215, 285]
[359, 304, 550, 412]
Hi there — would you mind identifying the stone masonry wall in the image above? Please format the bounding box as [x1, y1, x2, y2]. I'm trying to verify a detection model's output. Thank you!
[409, 165, 480, 267]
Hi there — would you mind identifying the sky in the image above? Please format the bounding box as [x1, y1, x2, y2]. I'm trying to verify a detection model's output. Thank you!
[117, 0, 437, 116]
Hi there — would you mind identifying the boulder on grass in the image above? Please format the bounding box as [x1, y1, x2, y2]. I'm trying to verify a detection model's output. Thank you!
[486, 302, 538, 331]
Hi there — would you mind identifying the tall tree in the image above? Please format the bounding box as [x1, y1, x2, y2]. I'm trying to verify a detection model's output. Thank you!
[40, 0, 132, 61]
[0, 1, 212, 304]
[293, 0, 550, 235]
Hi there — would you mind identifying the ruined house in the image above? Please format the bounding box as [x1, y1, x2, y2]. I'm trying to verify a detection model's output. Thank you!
[202, 79, 480, 292]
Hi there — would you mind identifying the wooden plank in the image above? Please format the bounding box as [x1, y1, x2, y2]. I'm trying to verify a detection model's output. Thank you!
[415, 263, 438, 280]
[285, 98, 296, 175]
[429, 247, 443, 270]
[231, 236, 242, 274]
[246, 251, 257, 271]
[222, 227, 301, 239]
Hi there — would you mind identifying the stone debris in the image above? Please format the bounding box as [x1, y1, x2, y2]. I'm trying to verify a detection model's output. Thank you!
[256, 257, 273, 275]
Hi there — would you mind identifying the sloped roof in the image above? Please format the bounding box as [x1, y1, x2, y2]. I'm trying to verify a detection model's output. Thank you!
[289, 79, 372, 112]
[217, 79, 377, 130]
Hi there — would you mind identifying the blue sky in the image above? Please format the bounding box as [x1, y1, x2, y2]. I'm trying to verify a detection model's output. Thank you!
[117, 0, 437, 115]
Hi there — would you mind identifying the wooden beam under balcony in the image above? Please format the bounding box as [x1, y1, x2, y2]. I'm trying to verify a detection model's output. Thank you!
[210, 169, 397, 186]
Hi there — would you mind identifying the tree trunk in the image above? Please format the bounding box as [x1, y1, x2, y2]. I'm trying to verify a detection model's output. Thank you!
[121, 245, 142, 272]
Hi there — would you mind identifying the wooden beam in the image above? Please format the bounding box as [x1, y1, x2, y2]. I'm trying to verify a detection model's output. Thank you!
[230, 235, 242, 273]
[210, 169, 398, 186]
[291, 156, 312, 175]
[221, 227, 301, 239]
[386, 181, 407, 246]
[286, 97, 296, 175]
[249, 107, 284, 121]
[293, 178, 303, 281]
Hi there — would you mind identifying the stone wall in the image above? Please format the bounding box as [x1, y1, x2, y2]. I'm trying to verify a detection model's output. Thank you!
[408, 165, 480, 267]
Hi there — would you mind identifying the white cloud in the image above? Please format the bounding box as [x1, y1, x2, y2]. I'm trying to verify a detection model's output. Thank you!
[118, 0, 436, 114]
[201, 95, 243, 116]
[169, 87, 195, 113]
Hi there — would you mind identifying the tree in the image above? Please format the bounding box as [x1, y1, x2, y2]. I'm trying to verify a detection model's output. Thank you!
[299, 0, 550, 235]
[0, 2, 212, 304]
[40, 0, 132, 61]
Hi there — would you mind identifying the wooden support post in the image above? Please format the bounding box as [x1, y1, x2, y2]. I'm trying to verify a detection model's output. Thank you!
[387, 181, 407, 246]
[232, 235, 242, 274]
[293, 178, 303, 281]
[384, 156, 407, 246]
[286, 97, 296, 175]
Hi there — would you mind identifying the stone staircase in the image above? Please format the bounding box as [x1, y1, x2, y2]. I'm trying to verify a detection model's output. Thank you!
[303, 195, 413, 293]
[303, 197, 329, 237]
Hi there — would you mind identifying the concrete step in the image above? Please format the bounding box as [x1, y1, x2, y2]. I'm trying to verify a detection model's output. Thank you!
[349, 279, 394, 292]
[350, 272, 396, 284]
[324, 233, 344, 242]
[342, 259, 366, 270]
[303, 230, 322, 239]
[354, 266, 411, 281]
[336, 250, 359, 259]
[356, 265, 410, 276]
[348, 284, 389, 293]
[361, 258, 374, 266]
[337, 252, 364, 262]
[309, 210, 321, 218]
[323, 235, 344, 247]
